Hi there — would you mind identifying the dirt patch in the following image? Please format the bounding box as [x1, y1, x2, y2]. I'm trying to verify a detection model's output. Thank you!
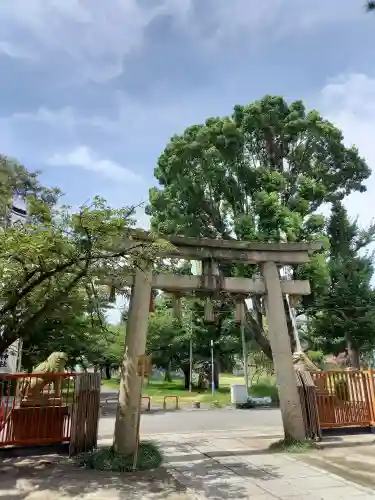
[0, 453, 193, 499]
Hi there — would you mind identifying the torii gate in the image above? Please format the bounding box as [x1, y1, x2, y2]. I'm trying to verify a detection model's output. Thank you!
[109, 232, 321, 453]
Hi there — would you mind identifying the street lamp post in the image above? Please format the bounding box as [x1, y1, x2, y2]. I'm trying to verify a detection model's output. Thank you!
[210, 339, 215, 396]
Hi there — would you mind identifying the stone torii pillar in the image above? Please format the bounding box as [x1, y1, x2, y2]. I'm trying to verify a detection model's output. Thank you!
[262, 261, 305, 440]
[113, 264, 152, 455]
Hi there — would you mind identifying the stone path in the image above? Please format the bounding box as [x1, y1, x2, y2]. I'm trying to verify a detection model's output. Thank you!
[2, 431, 375, 499]
[156, 432, 375, 499]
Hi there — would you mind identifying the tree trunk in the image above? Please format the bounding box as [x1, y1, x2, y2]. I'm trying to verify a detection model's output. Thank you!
[164, 364, 172, 382]
[347, 338, 360, 369]
[105, 364, 111, 380]
[181, 364, 190, 389]
[213, 360, 219, 390]
[243, 301, 273, 360]
[283, 297, 296, 353]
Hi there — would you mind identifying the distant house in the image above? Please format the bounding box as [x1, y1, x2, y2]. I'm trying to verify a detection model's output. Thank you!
[0, 195, 28, 373]
[9, 194, 27, 226]
[0, 340, 22, 374]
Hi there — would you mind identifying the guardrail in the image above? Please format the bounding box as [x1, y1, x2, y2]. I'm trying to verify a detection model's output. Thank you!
[141, 396, 151, 411]
[163, 395, 179, 410]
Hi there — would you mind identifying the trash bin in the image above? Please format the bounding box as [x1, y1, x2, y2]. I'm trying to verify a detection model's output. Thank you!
[230, 384, 248, 404]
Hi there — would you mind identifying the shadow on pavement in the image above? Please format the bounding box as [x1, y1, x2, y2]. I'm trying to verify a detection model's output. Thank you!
[0, 455, 189, 499]
[161, 440, 285, 499]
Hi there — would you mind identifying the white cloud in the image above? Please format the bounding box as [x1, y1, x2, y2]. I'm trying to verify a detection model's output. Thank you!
[10, 107, 113, 133]
[48, 145, 142, 183]
[0, 41, 32, 59]
[0, 0, 192, 83]
[318, 73, 375, 226]
[0, 0, 364, 83]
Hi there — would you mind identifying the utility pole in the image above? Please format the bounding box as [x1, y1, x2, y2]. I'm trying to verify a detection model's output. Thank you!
[210, 339, 215, 396]
[240, 320, 249, 392]
[189, 310, 193, 393]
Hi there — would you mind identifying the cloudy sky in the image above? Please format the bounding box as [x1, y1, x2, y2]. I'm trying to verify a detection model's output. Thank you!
[2, 0, 375, 322]
[1, 1, 375, 227]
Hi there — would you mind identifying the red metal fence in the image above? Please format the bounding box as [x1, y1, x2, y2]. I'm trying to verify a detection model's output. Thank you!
[0, 372, 76, 447]
[0, 372, 100, 453]
[311, 370, 375, 430]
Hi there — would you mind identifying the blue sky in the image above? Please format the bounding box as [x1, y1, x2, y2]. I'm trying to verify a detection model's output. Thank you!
[1, 1, 375, 321]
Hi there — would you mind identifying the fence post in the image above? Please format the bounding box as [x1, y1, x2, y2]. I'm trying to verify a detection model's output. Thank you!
[366, 370, 375, 426]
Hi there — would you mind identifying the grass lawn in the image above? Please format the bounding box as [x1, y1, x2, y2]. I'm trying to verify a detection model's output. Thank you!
[102, 373, 278, 406]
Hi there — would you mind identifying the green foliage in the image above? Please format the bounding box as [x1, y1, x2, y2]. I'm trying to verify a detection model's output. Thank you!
[0, 158, 160, 357]
[306, 350, 324, 368]
[0, 156, 60, 224]
[146, 294, 243, 385]
[250, 379, 279, 404]
[269, 437, 317, 453]
[147, 300, 186, 370]
[147, 95, 370, 356]
[310, 202, 375, 359]
[76, 442, 163, 472]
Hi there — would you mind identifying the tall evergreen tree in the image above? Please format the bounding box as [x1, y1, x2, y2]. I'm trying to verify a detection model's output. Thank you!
[311, 202, 375, 367]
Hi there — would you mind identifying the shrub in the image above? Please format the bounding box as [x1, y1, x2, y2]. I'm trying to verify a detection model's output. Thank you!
[307, 350, 325, 368]
[76, 442, 163, 472]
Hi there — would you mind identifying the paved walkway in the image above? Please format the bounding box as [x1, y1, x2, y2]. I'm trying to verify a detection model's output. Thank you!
[154, 432, 375, 499]
[2, 430, 375, 499]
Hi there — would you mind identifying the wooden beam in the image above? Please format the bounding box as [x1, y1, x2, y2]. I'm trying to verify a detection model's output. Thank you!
[104, 274, 311, 296]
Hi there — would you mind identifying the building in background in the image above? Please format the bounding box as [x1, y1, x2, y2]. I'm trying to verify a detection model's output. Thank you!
[9, 194, 28, 226]
[0, 194, 27, 373]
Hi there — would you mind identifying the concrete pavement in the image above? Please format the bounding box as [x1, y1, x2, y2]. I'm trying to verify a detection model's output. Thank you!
[98, 407, 375, 499]
[4, 407, 372, 499]
[155, 433, 375, 499]
[98, 407, 284, 440]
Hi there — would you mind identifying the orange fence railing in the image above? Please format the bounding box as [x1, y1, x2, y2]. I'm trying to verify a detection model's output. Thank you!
[0, 372, 77, 447]
[311, 370, 375, 429]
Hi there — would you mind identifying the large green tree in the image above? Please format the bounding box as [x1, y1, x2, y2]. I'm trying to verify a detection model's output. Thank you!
[310, 202, 375, 368]
[147, 95, 370, 358]
[0, 158, 159, 355]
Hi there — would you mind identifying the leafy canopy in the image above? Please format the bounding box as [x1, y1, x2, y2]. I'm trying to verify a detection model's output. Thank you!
[146, 95, 371, 356]
[0, 158, 161, 357]
[310, 202, 375, 358]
